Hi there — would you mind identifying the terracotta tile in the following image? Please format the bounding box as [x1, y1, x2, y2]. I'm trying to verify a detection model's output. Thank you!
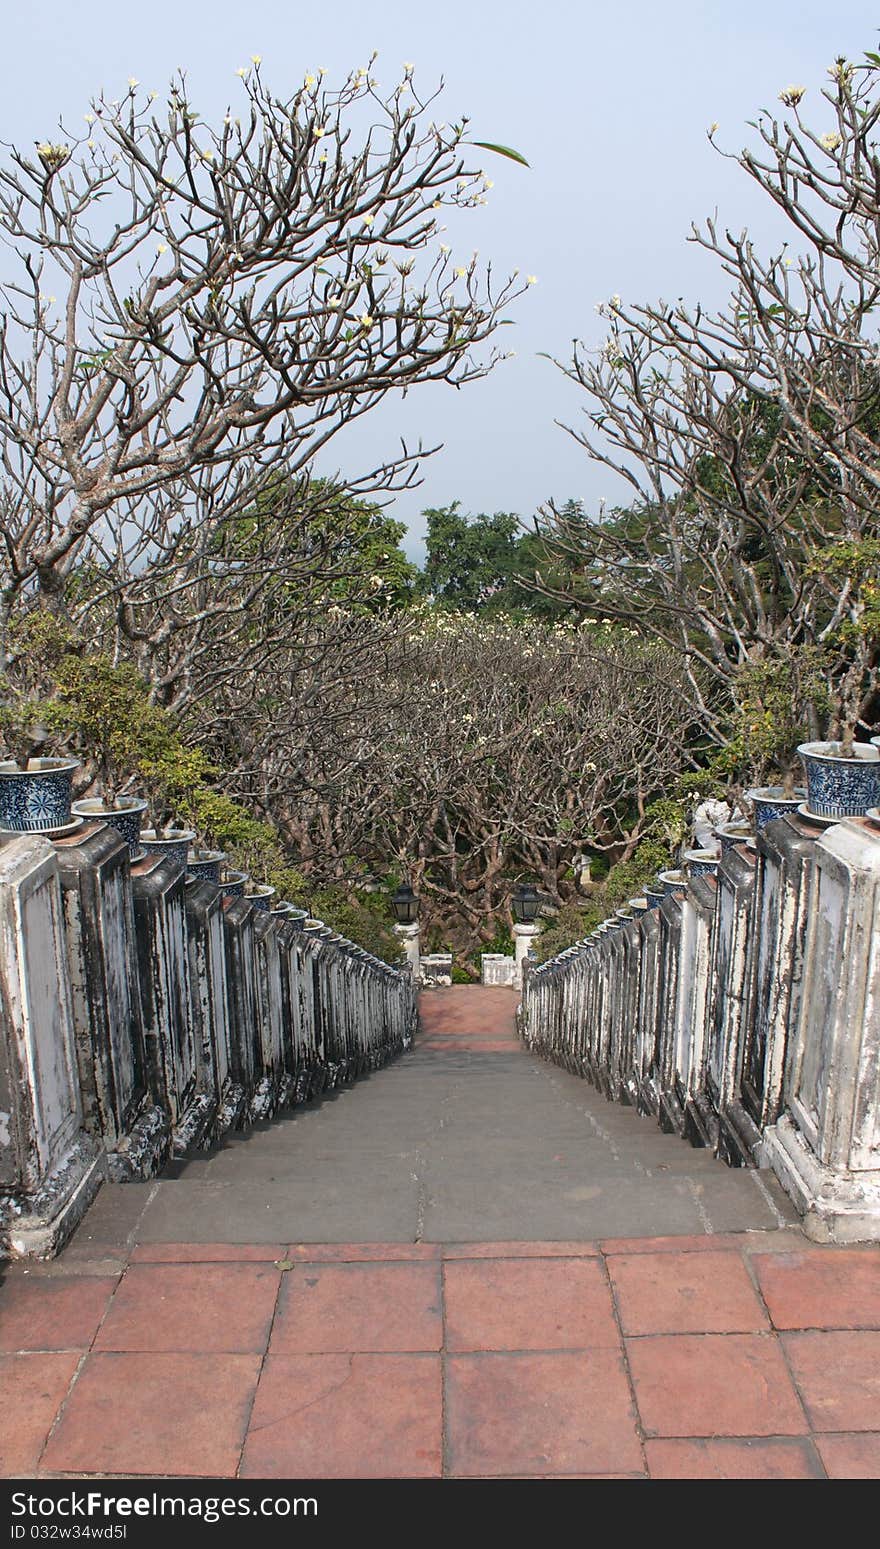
[95, 1263, 279, 1352]
[41, 1351, 260, 1476]
[445, 1350, 642, 1476]
[130, 1242, 286, 1263]
[608, 1250, 768, 1335]
[784, 1331, 880, 1432]
[284, 1243, 442, 1262]
[419, 1039, 519, 1053]
[0, 1276, 118, 1350]
[444, 1257, 619, 1351]
[0, 1353, 79, 1475]
[754, 1249, 880, 1329]
[443, 1242, 599, 1259]
[599, 1233, 799, 1256]
[816, 1433, 880, 1478]
[645, 1437, 823, 1479]
[627, 1334, 807, 1437]
[270, 1262, 441, 1353]
[240, 1353, 441, 1477]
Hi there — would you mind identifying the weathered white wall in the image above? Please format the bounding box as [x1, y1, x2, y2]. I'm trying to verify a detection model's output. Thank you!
[519, 816, 880, 1242]
[0, 826, 418, 1259]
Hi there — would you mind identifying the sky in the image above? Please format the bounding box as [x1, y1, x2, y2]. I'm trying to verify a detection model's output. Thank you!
[1, 1, 875, 560]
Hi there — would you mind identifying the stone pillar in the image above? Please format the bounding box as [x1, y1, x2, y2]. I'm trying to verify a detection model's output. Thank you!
[673, 876, 716, 1148]
[513, 921, 540, 989]
[699, 846, 756, 1162]
[131, 853, 214, 1155]
[763, 819, 880, 1240]
[0, 835, 102, 1257]
[186, 878, 244, 1138]
[56, 822, 168, 1180]
[393, 920, 420, 981]
[725, 817, 815, 1164]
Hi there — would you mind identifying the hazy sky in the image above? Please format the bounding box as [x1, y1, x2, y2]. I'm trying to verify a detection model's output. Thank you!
[2, 2, 875, 558]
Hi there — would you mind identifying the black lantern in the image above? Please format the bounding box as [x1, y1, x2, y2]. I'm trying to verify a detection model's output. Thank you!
[511, 881, 541, 924]
[390, 883, 419, 925]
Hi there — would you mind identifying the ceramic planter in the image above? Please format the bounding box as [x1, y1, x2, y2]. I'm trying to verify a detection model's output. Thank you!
[628, 896, 649, 917]
[139, 827, 195, 870]
[683, 847, 720, 878]
[745, 786, 807, 830]
[644, 882, 666, 910]
[0, 757, 80, 832]
[797, 742, 880, 819]
[187, 848, 227, 885]
[71, 796, 147, 858]
[244, 884, 276, 913]
[715, 821, 754, 855]
[656, 868, 685, 895]
[220, 869, 249, 898]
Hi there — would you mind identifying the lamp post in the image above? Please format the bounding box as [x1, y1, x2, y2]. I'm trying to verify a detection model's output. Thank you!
[390, 883, 421, 980]
[511, 881, 542, 988]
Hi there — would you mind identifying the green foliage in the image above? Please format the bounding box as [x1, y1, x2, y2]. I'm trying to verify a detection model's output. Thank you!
[535, 901, 604, 962]
[603, 838, 672, 908]
[716, 651, 830, 786]
[450, 964, 473, 984]
[306, 887, 402, 961]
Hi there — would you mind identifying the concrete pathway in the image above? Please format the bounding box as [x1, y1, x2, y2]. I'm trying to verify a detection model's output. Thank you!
[2, 987, 879, 1478]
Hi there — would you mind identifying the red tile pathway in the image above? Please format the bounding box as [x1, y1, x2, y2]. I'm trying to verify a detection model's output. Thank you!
[3, 1236, 880, 1478]
[2, 986, 878, 1479]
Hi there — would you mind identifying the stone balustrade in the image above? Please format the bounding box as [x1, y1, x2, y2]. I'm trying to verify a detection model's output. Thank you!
[518, 815, 880, 1242]
[0, 825, 417, 1258]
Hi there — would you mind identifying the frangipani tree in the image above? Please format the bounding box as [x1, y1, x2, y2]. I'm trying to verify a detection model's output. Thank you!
[0, 58, 526, 651]
[534, 49, 880, 754]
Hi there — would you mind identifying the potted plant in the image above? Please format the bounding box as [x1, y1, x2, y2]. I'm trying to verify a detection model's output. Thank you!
[0, 693, 80, 832]
[187, 846, 228, 884]
[243, 881, 276, 912]
[683, 847, 720, 878]
[220, 868, 249, 898]
[795, 541, 880, 819]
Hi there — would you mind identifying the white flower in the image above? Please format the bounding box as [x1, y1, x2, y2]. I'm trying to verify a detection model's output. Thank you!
[439, 244, 450, 253]
[313, 125, 326, 138]
[483, 178, 494, 189]
[251, 54, 262, 65]
[820, 131, 842, 151]
[84, 113, 95, 124]
[527, 275, 538, 285]
[236, 67, 248, 77]
[358, 312, 374, 327]
[128, 77, 139, 88]
[454, 266, 467, 278]
[318, 151, 328, 164]
[779, 84, 806, 107]
[328, 298, 341, 309]
[157, 242, 167, 254]
[403, 61, 414, 71]
[708, 121, 719, 134]
[318, 66, 327, 76]
[305, 74, 316, 87]
[148, 91, 157, 101]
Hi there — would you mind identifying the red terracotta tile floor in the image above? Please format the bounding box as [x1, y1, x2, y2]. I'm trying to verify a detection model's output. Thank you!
[3, 1234, 880, 1477]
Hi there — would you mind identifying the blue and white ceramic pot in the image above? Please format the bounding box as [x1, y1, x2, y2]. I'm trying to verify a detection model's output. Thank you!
[72, 796, 147, 858]
[220, 869, 249, 898]
[684, 848, 720, 878]
[797, 742, 880, 820]
[745, 786, 807, 830]
[715, 821, 754, 855]
[187, 848, 227, 884]
[245, 884, 276, 913]
[644, 883, 666, 909]
[139, 827, 195, 870]
[0, 757, 80, 832]
[657, 868, 685, 895]
[628, 896, 649, 917]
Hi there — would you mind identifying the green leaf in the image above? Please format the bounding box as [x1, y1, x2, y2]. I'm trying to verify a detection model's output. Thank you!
[865, 50, 880, 65]
[469, 140, 530, 168]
